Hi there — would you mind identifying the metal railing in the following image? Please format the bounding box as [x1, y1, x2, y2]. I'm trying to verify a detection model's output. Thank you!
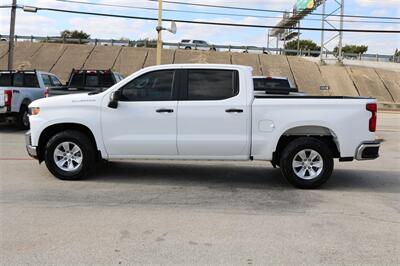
[1, 34, 399, 63]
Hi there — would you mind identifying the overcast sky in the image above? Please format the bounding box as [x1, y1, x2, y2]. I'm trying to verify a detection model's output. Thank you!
[0, 0, 399, 54]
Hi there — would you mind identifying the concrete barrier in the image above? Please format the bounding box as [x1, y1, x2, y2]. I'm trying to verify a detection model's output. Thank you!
[287, 56, 326, 95]
[319, 65, 359, 96]
[174, 49, 231, 64]
[0, 42, 42, 70]
[83, 45, 122, 70]
[143, 48, 175, 67]
[375, 69, 400, 103]
[51, 44, 96, 82]
[29, 43, 68, 72]
[347, 66, 394, 103]
[259, 55, 295, 85]
[2, 42, 398, 105]
[113, 47, 149, 77]
[231, 53, 262, 75]
[0, 42, 8, 59]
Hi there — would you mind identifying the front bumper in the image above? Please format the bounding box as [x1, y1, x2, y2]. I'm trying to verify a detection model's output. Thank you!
[25, 131, 38, 159]
[355, 141, 381, 160]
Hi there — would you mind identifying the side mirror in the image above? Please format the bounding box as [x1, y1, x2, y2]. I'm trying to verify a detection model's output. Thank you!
[108, 90, 121, 109]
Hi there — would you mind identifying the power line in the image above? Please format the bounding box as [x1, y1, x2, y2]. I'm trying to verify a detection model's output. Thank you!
[55, 0, 400, 24]
[149, 0, 400, 20]
[21, 6, 400, 33]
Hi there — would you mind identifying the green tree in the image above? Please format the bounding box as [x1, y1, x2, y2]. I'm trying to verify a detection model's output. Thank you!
[395, 49, 400, 57]
[60, 30, 90, 40]
[334, 44, 368, 55]
[135, 38, 157, 48]
[284, 39, 320, 56]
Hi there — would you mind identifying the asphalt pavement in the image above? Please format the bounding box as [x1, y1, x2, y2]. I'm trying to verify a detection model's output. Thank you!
[0, 112, 399, 265]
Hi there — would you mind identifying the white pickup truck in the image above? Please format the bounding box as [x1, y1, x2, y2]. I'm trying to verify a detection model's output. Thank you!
[26, 64, 380, 189]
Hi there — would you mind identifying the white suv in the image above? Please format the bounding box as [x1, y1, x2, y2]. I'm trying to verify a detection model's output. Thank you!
[180, 40, 217, 51]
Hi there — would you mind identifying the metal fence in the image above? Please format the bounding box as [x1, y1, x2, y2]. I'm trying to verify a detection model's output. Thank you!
[1, 34, 399, 63]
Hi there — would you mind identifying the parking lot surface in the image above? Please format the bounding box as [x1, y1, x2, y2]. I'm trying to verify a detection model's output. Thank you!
[1, 112, 399, 265]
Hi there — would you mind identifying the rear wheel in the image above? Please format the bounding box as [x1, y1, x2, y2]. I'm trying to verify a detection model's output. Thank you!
[280, 137, 333, 189]
[16, 105, 29, 129]
[44, 130, 96, 180]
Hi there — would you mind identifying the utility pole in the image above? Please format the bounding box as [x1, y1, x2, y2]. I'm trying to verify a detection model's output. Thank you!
[319, 0, 326, 65]
[156, 0, 163, 65]
[297, 21, 300, 55]
[8, 0, 17, 70]
[337, 0, 345, 64]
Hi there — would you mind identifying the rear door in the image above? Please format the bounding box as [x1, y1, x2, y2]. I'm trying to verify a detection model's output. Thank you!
[177, 69, 249, 157]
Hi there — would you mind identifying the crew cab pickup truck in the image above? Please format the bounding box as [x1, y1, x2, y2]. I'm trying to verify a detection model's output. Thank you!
[48, 69, 124, 97]
[0, 70, 62, 129]
[26, 64, 380, 189]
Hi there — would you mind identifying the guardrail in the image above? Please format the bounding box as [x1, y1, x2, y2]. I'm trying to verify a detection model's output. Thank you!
[1, 34, 399, 63]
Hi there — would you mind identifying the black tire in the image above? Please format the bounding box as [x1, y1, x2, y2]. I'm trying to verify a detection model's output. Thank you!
[279, 137, 334, 189]
[16, 105, 30, 130]
[184, 47, 191, 50]
[44, 130, 96, 180]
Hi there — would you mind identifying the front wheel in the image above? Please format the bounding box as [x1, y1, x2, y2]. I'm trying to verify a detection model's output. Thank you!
[44, 130, 96, 180]
[280, 137, 334, 189]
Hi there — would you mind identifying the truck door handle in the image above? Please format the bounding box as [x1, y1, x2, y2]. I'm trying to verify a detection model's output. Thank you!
[156, 108, 174, 113]
[225, 108, 243, 113]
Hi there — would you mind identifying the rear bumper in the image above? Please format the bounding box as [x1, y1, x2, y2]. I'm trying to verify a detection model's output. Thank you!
[355, 141, 380, 160]
[25, 131, 38, 159]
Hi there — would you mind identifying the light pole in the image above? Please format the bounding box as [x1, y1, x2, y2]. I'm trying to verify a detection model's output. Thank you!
[156, 0, 162, 65]
[155, 0, 177, 65]
[8, 0, 17, 70]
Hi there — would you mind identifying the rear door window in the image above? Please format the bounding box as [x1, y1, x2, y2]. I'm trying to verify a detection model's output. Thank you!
[187, 70, 238, 100]
[23, 74, 39, 87]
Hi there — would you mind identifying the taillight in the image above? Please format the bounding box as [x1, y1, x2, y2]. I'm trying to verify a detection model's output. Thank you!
[366, 103, 377, 132]
[4, 90, 12, 106]
[44, 87, 49, 97]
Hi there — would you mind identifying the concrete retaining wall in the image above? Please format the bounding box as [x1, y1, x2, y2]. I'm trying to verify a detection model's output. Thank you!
[1, 42, 399, 104]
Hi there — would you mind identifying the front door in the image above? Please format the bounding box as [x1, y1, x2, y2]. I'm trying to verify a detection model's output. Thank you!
[101, 70, 178, 157]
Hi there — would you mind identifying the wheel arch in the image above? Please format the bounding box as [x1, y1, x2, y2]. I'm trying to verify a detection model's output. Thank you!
[37, 123, 101, 162]
[272, 125, 340, 166]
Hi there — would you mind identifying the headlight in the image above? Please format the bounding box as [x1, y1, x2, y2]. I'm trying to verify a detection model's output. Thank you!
[29, 107, 40, 116]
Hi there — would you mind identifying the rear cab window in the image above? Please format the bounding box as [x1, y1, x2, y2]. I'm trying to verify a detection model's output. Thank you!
[186, 69, 239, 100]
[0, 72, 39, 88]
[253, 78, 291, 91]
[69, 71, 116, 88]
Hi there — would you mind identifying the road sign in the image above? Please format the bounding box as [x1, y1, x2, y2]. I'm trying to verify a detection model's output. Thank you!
[296, 0, 315, 11]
